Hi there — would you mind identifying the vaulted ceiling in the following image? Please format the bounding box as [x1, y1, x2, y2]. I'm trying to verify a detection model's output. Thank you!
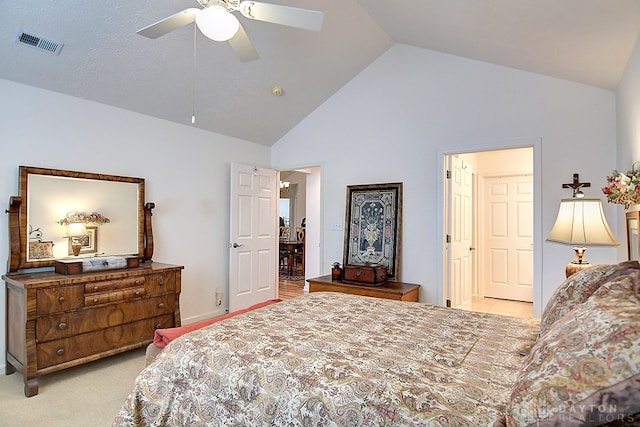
[2, 1, 639, 146]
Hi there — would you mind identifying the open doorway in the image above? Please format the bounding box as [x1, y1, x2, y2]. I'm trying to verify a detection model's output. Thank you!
[444, 147, 535, 318]
[278, 167, 321, 290]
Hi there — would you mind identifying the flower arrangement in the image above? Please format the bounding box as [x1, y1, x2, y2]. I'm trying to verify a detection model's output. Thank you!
[57, 212, 110, 226]
[601, 162, 640, 209]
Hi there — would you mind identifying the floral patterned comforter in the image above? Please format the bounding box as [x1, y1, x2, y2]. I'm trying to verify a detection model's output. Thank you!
[114, 292, 539, 426]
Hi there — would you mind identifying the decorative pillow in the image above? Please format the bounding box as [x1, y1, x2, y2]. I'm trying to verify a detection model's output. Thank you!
[539, 260, 640, 336]
[503, 271, 640, 426]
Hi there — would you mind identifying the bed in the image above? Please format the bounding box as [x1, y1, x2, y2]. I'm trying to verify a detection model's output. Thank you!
[114, 261, 640, 426]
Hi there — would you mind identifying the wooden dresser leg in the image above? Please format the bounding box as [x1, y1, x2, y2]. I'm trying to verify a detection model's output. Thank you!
[5, 361, 16, 375]
[24, 377, 38, 397]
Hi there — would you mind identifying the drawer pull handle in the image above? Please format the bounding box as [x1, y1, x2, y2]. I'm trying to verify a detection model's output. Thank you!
[58, 296, 65, 303]
[93, 286, 98, 291]
[159, 281, 164, 286]
[155, 324, 162, 329]
[57, 322, 67, 330]
[93, 298, 98, 303]
[158, 302, 165, 308]
[56, 348, 65, 356]
[134, 290, 140, 295]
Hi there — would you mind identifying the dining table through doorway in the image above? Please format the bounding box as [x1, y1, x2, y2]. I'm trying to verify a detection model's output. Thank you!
[279, 240, 304, 277]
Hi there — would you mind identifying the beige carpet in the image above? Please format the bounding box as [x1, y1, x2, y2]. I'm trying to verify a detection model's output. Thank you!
[0, 348, 146, 426]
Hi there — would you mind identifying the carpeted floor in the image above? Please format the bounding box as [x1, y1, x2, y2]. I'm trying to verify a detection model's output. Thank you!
[0, 347, 146, 426]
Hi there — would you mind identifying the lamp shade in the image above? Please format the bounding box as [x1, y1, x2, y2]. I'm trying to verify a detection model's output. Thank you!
[195, 4, 240, 41]
[65, 222, 88, 237]
[547, 198, 619, 246]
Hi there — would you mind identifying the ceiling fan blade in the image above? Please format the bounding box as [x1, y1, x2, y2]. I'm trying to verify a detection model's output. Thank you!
[137, 8, 200, 39]
[238, 1, 323, 31]
[228, 23, 259, 62]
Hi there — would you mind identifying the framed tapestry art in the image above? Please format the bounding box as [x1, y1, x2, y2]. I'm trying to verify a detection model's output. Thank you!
[343, 182, 402, 279]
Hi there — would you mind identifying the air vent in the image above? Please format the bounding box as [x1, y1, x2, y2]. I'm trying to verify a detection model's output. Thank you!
[16, 32, 63, 55]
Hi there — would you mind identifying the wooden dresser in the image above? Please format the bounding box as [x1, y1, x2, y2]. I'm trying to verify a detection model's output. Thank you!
[3, 262, 182, 397]
[308, 275, 420, 302]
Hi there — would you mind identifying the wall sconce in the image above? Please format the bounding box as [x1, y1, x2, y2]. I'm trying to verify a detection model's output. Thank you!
[547, 197, 619, 277]
[65, 222, 89, 256]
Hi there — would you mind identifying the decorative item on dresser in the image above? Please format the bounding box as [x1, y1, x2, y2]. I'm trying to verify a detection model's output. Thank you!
[307, 274, 419, 302]
[3, 166, 182, 397]
[342, 263, 387, 285]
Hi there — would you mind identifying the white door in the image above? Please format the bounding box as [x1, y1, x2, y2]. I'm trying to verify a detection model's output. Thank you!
[482, 174, 533, 302]
[229, 163, 278, 312]
[446, 156, 473, 310]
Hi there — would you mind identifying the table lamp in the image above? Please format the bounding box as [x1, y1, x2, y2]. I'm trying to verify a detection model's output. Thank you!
[547, 196, 619, 277]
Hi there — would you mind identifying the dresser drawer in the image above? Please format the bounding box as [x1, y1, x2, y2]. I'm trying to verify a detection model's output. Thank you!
[36, 294, 177, 342]
[37, 314, 174, 369]
[146, 270, 177, 296]
[84, 286, 146, 307]
[37, 285, 84, 315]
[84, 276, 145, 294]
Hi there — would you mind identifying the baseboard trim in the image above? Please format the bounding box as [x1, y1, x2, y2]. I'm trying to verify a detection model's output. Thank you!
[181, 307, 229, 326]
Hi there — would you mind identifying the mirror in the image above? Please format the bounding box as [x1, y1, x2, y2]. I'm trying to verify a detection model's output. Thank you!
[627, 211, 639, 261]
[8, 166, 148, 272]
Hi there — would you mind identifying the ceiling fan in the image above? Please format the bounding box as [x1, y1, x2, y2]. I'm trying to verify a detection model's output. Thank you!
[136, 0, 324, 62]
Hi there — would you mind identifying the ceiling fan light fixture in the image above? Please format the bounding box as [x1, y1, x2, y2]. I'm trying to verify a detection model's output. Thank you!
[196, 4, 240, 41]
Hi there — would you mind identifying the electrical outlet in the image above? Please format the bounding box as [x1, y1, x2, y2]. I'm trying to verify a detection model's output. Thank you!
[215, 290, 223, 306]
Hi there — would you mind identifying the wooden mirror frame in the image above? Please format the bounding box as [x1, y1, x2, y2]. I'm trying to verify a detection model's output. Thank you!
[626, 210, 639, 261]
[6, 166, 154, 273]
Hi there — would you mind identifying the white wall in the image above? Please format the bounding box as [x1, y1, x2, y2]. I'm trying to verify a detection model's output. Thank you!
[304, 167, 322, 283]
[616, 33, 640, 259]
[0, 79, 270, 369]
[271, 44, 620, 313]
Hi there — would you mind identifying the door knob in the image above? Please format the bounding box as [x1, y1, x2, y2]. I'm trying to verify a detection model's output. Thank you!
[231, 242, 244, 248]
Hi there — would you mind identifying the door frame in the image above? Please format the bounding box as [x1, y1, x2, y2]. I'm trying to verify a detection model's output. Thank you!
[437, 138, 543, 317]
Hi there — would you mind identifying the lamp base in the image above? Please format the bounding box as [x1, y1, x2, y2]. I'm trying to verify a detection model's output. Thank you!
[71, 242, 82, 257]
[565, 247, 590, 278]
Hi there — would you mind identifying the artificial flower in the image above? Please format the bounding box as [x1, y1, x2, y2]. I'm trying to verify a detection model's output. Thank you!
[602, 162, 640, 208]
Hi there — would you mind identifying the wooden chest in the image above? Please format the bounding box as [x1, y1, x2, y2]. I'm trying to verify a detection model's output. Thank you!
[343, 264, 388, 285]
[3, 262, 182, 397]
[308, 275, 420, 302]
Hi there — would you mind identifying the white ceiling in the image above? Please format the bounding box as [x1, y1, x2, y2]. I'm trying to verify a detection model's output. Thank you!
[2, 1, 639, 146]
